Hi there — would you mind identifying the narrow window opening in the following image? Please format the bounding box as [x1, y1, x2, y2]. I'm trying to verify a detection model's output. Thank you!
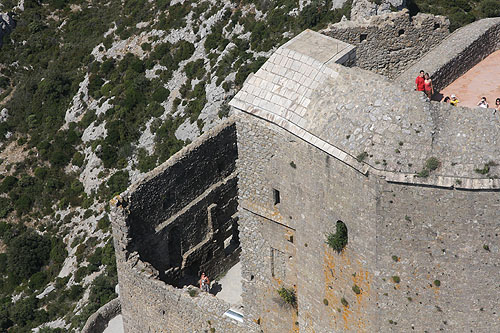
[434, 23, 440, 30]
[273, 189, 280, 205]
[398, 29, 405, 36]
[360, 33, 368, 42]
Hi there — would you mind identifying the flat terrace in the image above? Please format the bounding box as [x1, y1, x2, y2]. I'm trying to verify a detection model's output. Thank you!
[438, 49, 500, 108]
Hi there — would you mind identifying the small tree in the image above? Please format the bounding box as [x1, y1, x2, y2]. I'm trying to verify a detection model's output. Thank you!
[277, 287, 297, 308]
[326, 221, 348, 253]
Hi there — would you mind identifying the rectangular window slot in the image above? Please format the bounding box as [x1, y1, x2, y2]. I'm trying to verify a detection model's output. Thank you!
[273, 189, 280, 205]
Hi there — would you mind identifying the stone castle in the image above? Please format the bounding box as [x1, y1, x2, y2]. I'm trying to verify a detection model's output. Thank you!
[109, 10, 500, 333]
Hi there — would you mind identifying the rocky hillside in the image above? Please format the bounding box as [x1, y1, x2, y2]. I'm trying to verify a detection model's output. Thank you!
[0, 0, 497, 331]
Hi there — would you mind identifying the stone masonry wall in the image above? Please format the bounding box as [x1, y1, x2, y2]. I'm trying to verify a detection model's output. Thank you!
[375, 183, 500, 332]
[321, 10, 449, 78]
[236, 112, 379, 332]
[396, 17, 500, 92]
[124, 120, 240, 285]
[235, 110, 499, 332]
[110, 119, 258, 332]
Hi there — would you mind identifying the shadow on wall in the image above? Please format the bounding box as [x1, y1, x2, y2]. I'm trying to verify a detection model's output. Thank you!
[124, 122, 241, 288]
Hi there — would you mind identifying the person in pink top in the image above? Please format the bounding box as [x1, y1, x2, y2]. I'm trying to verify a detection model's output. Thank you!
[415, 70, 425, 92]
[424, 73, 434, 99]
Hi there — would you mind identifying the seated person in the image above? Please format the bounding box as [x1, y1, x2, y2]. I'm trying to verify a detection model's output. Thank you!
[443, 96, 450, 104]
[450, 94, 459, 106]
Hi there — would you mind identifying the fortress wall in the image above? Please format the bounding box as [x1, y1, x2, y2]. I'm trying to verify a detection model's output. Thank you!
[396, 17, 500, 92]
[110, 244, 257, 332]
[375, 183, 500, 332]
[81, 298, 121, 333]
[236, 112, 379, 332]
[321, 10, 449, 78]
[122, 121, 240, 284]
[110, 120, 255, 332]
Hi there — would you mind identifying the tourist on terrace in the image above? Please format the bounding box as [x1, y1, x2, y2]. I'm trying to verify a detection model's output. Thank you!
[415, 70, 425, 92]
[477, 97, 489, 108]
[450, 94, 460, 106]
[199, 272, 210, 292]
[443, 96, 450, 104]
[424, 73, 434, 99]
[495, 98, 500, 112]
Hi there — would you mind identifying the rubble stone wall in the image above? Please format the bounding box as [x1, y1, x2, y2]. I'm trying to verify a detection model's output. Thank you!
[110, 119, 258, 332]
[321, 10, 449, 78]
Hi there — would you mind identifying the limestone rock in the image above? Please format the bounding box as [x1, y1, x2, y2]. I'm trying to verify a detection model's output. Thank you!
[0, 12, 15, 46]
[351, 0, 406, 21]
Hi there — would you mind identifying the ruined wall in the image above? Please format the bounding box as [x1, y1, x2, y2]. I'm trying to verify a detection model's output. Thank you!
[375, 183, 500, 332]
[82, 298, 121, 333]
[125, 120, 240, 285]
[396, 17, 500, 92]
[111, 119, 257, 332]
[321, 10, 449, 78]
[236, 112, 379, 332]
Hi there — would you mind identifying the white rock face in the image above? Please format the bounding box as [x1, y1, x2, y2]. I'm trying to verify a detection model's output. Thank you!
[175, 118, 200, 142]
[351, 0, 406, 21]
[0, 12, 15, 46]
[0, 108, 8, 122]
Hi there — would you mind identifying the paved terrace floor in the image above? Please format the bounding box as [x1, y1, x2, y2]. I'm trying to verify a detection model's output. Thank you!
[438, 49, 500, 108]
[214, 261, 243, 307]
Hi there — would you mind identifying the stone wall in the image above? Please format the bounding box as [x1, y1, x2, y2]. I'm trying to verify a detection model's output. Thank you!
[375, 183, 500, 332]
[235, 110, 499, 332]
[124, 119, 240, 285]
[82, 298, 121, 333]
[110, 119, 258, 332]
[236, 111, 379, 332]
[396, 17, 500, 92]
[321, 10, 449, 78]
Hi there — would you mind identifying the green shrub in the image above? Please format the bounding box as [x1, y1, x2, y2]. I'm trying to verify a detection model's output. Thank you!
[97, 215, 111, 231]
[7, 230, 51, 283]
[433, 280, 441, 287]
[340, 297, 348, 307]
[323, 298, 329, 305]
[392, 276, 400, 283]
[356, 152, 368, 162]
[0, 198, 12, 218]
[277, 287, 297, 308]
[326, 221, 348, 253]
[425, 157, 440, 171]
[352, 285, 361, 295]
[391, 255, 398, 262]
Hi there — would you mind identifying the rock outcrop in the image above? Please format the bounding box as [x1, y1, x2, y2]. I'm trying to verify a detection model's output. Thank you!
[0, 12, 15, 46]
[351, 0, 406, 21]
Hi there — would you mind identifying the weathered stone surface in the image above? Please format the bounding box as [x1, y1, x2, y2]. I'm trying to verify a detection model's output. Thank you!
[322, 9, 449, 78]
[111, 119, 259, 332]
[350, 0, 407, 21]
[82, 298, 121, 333]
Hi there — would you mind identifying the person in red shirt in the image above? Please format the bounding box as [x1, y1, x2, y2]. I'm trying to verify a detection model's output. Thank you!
[415, 70, 425, 92]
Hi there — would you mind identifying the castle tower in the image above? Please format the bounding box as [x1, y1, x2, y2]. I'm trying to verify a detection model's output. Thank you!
[111, 28, 500, 332]
[230, 30, 500, 332]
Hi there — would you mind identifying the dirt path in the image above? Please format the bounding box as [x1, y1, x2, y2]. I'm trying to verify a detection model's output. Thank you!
[439, 49, 500, 108]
